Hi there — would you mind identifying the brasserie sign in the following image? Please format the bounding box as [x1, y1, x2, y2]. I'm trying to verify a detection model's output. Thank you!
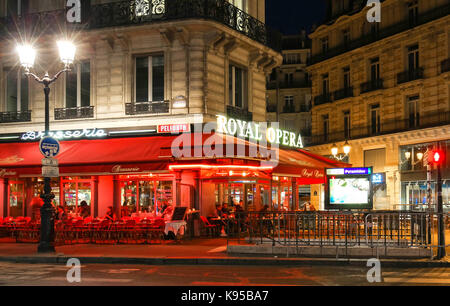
[216, 115, 303, 149]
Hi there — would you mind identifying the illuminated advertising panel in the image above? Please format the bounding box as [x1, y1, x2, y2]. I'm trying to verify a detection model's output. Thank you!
[325, 167, 373, 210]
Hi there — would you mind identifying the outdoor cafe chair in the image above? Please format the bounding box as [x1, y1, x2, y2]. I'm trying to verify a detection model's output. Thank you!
[200, 216, 219, 238]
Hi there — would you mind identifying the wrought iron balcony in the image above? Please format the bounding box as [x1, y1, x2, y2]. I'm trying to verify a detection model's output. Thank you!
[282, 105, 296, 113]
[441, 58, 450, 74]
[266, 105, 277, 113]
[125, 101, 170, 115]
[397, 68, 424, 84]
[360, 79, 383, 94]
[0, 111, 31, 123]
[266, 80, 311, 90]
[0, 0, 282, 52]
[333, 87, 354, 101]
[310, 3, 450, 64]
[309, 111, 450, 146]
[227, 105, 252, 122]
[313, 93, 332, 106]
[54, 106, 94, 120]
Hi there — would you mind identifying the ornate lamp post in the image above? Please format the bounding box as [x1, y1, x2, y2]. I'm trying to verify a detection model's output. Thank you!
[17, 40, 76, 253]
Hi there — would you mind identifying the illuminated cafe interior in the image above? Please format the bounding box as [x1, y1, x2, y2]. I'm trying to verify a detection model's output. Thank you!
[0, 133, 348, 220]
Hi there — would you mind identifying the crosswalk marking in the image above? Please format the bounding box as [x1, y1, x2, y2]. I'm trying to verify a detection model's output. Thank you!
[208, 246, 227, 253]
[384, 277, 450, 284]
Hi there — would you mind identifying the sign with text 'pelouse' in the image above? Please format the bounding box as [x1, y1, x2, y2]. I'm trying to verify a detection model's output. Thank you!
[216, 115, 304, 149]
[158, 124, 190, 134]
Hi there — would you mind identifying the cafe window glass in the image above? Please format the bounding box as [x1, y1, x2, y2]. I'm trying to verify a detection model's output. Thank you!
[62, 177, 92, 213]
[120, 177, 172, 215]
[135, 54, 165, 102]
[8, 181, 24, 217]
[6, 0, 28, 17]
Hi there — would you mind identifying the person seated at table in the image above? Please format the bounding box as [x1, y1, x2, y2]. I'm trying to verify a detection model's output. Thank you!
[121, 202, 130, 217]
[105, 206, 116, 221]
[259, 204, 270, 217]
[162, 204, 174, 221]
[78, 201, 90, 218]
[161, 200, 169, 214]
[221, 203, 230, 217]
[212, 204, 224, 218]
[55, 205, 67, 221]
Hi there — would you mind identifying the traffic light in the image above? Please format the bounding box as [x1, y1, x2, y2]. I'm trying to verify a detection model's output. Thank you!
[428, 149, 445, 166]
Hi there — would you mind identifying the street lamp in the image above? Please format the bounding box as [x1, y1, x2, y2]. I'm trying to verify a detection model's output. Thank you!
[331, 141, 351, 161]
[17, 40, 76, 253]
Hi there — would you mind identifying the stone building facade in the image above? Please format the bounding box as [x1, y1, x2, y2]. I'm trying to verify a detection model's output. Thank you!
[266, 33, 312, 145]
[307, 0, 450, 210]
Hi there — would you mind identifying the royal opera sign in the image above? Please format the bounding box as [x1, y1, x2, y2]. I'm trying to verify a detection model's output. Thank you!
[216, 115, 304, 149]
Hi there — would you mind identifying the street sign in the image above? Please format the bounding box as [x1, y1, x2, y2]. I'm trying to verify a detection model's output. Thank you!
[42, 166, 59, 178]
[42, 157, 58, 167]
[39, 136, 60, 157]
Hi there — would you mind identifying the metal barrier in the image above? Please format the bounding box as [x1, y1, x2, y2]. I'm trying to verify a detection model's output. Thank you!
[228, 211, 449, 251]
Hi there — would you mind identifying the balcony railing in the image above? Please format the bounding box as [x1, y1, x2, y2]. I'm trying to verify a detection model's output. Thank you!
[282, 105, 296, 113]
[313, 93, 332, 106]
[441, 58, 450, 74]
[266, 80, 311, 90]
[125, 101, 170, 115]
[310, 3, 450, 64]
[309, 111, 450, 146]
[333, 87, 353, 101]
[0, 111, 31, 123]
[397, 68, 424, 84]
[54, 106, 94, 120]
[266, 105, 277, 113]
[0, 0, 282, 52]
[227, 105, 252, 122]
[360, 79, 383, 94]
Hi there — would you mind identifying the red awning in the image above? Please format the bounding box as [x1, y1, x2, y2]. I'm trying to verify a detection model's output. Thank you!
[0, 133, 350, 184]
[0, 136, 177, 176]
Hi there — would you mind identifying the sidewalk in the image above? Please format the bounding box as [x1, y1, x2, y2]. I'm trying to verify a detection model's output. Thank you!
[0, 238, 448, 267]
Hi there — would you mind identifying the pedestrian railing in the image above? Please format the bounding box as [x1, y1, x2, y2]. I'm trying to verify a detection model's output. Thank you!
[228, 211, 449, 251]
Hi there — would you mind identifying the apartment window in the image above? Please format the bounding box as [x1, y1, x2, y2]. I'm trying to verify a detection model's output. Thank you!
[370, 57, 380, 81]
[284, 119, 295, 131]
[285, 72, 294, 85]
[229, 64, 247, 109]
[322, 74, 329, 95]
[408, 0, 419, 26]
[343, 29, 350, 47]
[344, 110, 351, 139]
[321, 37, 329, 53]
[65, 61, 90, 108]
[284, 96, 294, 111]
[407, 45, 419, 71]
[323, 114, 329, 142]
[407, 95, 420, 128]
[5, 68, 28, 113]
[6, 0, 28, 17]
[135, 55, 165, 102]
[343, 67, 351, 89]
[370, 104, 381, 135]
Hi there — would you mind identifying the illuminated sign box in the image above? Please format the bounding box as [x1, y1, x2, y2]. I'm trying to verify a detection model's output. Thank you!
[325, 167, 374, 210]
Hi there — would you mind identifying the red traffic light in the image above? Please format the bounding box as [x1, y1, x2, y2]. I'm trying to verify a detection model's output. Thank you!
[429, 150, 445, 165]
[433, 152, 441, 163]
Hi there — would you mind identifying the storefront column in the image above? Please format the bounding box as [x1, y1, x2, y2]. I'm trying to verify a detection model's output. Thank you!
[0, 178, 7, 218]
[175, 172, 181, 207]
[113, 175, 121, 217]
[292, 179, 298, 211]
[194, 171, 200, 211]
[92, 176, 99, 217]
[269, 178, 273, 210]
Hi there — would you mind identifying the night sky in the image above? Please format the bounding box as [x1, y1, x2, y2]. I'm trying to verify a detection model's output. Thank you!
[266, 0, 326, 35]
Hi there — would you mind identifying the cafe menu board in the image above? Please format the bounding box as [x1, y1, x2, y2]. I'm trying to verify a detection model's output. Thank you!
[171, 207, 188, 221]
[325, 168, 373, 210]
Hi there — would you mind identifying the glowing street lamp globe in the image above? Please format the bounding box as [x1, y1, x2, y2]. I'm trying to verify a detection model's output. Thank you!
[17, 44, 36, 70]
[57, 40, 76, 67]
[331, 144, 338, 156]
[343, 141, 351, 155]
